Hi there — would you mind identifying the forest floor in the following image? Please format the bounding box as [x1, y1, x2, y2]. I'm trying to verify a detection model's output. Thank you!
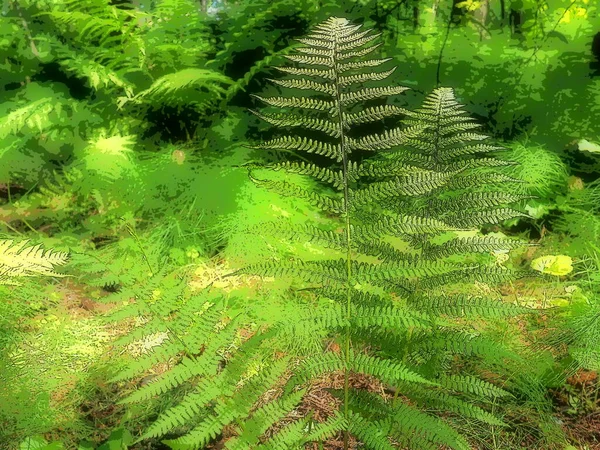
[6, 253, 600, 450]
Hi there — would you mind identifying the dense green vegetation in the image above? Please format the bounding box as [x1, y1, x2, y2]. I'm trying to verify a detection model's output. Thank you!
[1, 1, 600, 449]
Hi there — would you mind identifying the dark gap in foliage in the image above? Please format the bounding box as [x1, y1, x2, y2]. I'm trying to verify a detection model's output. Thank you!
[109, 0, 134, 9]
[208, 242, 228, 259]
[561, 143, 600, 181]
[4, 81, 21, 91]
[501, 115, 534, 142]
[509, 8, 524, 37]
[33, 62, 92, 100]
[102, 283, 120, 293]
[0, 183, 29, 203]
[92, 235, 118, 250]
[146, 441, 174, 450]
[502, 218, 545, 240]
[231, 72, 276, 109]
[269, 13, 308, 48]
[590, 32, 600, 76]
[143, 105, 203, 144]
[450, 0, 467, 25]
[225, 47, 267, 81]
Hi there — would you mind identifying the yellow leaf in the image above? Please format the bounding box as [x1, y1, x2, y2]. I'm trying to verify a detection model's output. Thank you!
[531, 255, 573, 276]
[559, 9, 572, 24]
[550, 297, 570, 307]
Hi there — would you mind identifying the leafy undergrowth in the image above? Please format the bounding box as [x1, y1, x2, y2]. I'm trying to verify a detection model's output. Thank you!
[2, 182, 599, 449]
[1, 229, 598, 450]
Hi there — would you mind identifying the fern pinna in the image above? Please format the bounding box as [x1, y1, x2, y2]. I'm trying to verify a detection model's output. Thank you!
[235, 16, 539, 450]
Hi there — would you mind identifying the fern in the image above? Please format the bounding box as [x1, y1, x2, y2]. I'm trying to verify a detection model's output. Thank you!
[238, 16, 537, 450]
[0, 239, 69, 285]
[0, 98, 57, 140]
[84, 222, 309, 449]
[71, 130, 139, 185]
[121, 68, 234, 109]
[111, 16, 540, 450]
[36, 0, 144, 97]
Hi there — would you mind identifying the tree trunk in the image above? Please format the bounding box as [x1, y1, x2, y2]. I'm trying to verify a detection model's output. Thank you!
[423, 0, 440, 30]
[473, 0, 490, 40]
[412, 1, 419, 31]
[509, 8, 522, 37]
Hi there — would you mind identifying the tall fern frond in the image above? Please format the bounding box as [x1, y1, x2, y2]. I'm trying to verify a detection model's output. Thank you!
[114, 16, 540, 450]
[237, 16, 537, 450]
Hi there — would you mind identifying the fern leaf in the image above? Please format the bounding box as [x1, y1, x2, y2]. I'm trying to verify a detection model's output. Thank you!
[337, 58, 392, 73]
[338, 42, 383, 60]
[254, 418, 309, 450]
[268, 161, 346, 189]
[266, 77, 337, 95]
[0, 98, 56, 139]
[164, 359, 290, 449]
[291, 352, 345, 385]
[245, 221, 346, 252]
[347, 412, 396, 450]
[338, 33, 381, 52]
[235, 258, 347, 286]
[346, 125, 425, 152]
[341, 88, 411, 107]
[392, 402, 471, 450]
[438, 374, 512, 399]
[409, 293, 532, 319]
[274, 65, 336, 80]
[251, 95, 336, 112]
[249, 111, 341, 137]
[349, 172, 456, 207]
[0, 240, 69, 284]
[339, 67, 397, 87]
[350, 215, 459, 240]
[423, 235, 529, 259]
[225, 390, 306, 449]
[351, 352, 435, 386]
[128, 68, 233, 105]
[449, 208, 531, 227]
[248, 136, 343, 162]
[283, 54, 332, 66]
[247, 176, 344, 213]
[304, 411, 348, 443]
[426, 192, 535, 214]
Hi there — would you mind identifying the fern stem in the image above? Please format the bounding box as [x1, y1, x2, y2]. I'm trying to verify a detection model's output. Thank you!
[0, 220, 23, 235]
[393, 325, 414, 406]
[332, 36, 354, 450]
[20, 217, 40, 235]
[124, 220, 155, 275]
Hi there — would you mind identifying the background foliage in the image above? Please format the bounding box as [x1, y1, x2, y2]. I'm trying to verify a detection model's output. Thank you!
[1, 0, 600, 449]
